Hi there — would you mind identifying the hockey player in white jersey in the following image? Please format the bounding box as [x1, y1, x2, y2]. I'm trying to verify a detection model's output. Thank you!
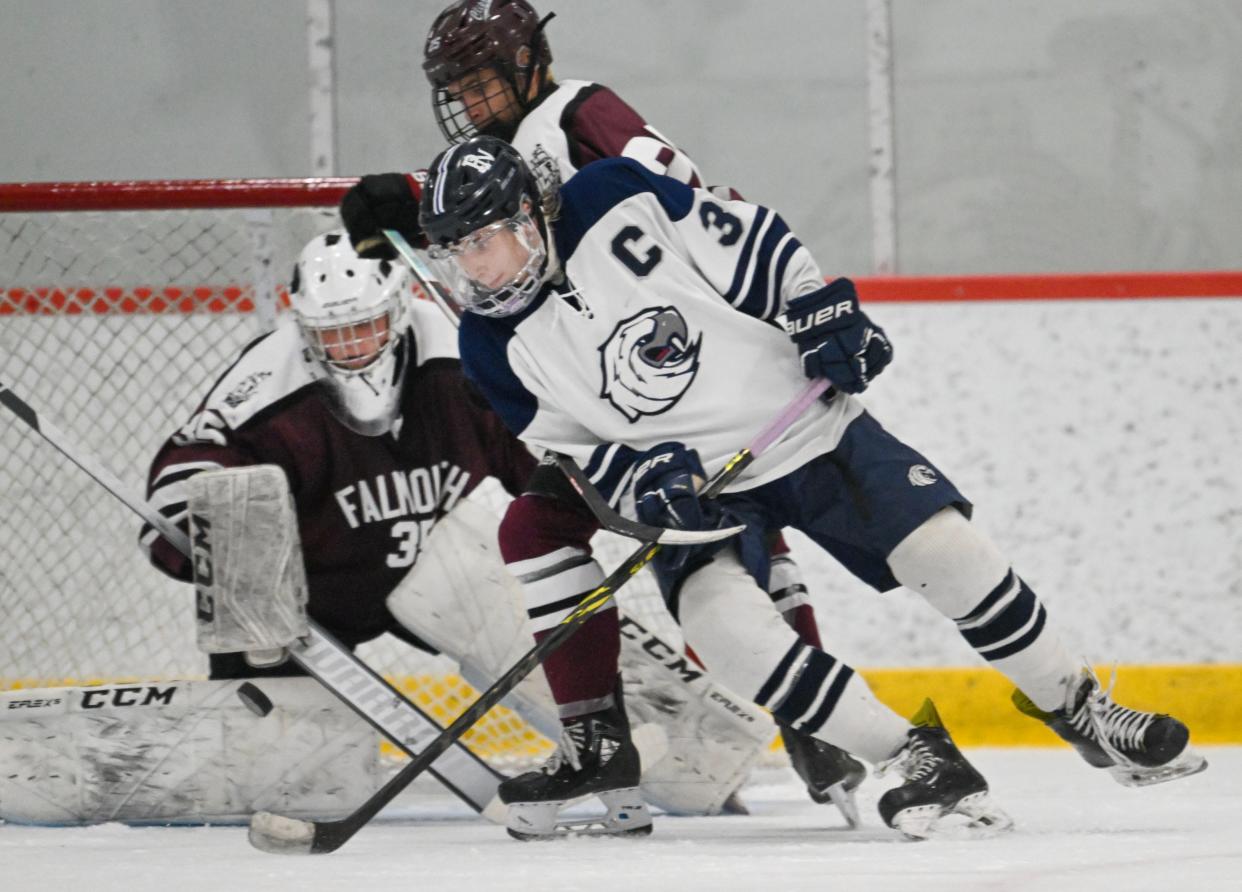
[340, 0, 865, 820]
[405, 136, 1206, 840]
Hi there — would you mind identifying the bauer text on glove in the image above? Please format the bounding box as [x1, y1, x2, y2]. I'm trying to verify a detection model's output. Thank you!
[784, 277, 893, 394]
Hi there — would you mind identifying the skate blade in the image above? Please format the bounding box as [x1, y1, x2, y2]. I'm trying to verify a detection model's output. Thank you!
[812, 781, 862, 829]
[1108, 748, 1209, 787]
[506, 789, 653, 842]
[891, 792, 1014, 841]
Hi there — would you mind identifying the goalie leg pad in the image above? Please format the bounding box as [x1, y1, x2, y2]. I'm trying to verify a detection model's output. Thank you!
[0, 679, 382, 826]
[187, 465, 309, 655]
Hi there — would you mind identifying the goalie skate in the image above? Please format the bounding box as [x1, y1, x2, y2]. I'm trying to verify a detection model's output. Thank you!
[877, 700, 1013, 841]
[1013, 668, 1208, 788]
[498, 703, 652, 841]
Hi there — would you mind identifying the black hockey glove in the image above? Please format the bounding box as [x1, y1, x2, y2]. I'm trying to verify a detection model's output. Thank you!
[339, 172, 425, 260]
[633, 442, 713, 571]
[784, 277, 893, 394]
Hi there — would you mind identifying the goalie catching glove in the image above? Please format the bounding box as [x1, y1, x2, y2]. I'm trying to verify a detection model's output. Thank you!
[339, 171, 426, 260]
[784, 277, 892, 394]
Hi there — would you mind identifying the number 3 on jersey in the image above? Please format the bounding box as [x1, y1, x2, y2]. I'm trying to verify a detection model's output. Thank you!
[611, 200, 744, 278]
[387, 519, 422, 568]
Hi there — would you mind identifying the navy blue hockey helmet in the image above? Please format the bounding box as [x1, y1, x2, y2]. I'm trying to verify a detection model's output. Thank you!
[420, 136, 549, 317]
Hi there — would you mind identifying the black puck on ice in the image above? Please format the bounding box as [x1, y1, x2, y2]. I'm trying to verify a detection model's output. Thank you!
[237, 682, 274, 717]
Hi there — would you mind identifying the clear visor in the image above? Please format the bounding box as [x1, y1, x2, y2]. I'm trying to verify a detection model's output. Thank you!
[300, 304, 395, 374]
[426, 210, 546, 318]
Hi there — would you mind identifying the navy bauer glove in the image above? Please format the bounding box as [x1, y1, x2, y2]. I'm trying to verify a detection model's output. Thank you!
[784, 277, 892, 394]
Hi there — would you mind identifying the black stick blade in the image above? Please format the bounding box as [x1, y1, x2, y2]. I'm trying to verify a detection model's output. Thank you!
[0, 382, 41, 432]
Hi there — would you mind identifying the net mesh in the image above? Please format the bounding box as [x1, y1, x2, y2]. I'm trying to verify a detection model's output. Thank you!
[0, 182, 679, 769]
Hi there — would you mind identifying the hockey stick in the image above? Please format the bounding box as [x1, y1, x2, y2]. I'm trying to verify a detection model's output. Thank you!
[0, 380, 507, 821]
[248, 375, 831, 854]
[381, 228, 743, 547]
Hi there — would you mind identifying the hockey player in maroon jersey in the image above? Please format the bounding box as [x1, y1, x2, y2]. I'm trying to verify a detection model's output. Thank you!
[339, 0, 865, 824]
[142, 230, 537, 674]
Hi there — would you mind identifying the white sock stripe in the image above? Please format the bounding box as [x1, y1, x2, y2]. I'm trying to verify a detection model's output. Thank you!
[772, 590, 810, 613]
[956, 573, 1021, 631]
[506, 546, 590, 578]
[521, 562, 606, 612]
[792, 660, 845, 728]
[760, 644, 811, 711]
[975, 603, 1045, 657]
[767, 554, 800, 593]
[528, 598, 615, 634]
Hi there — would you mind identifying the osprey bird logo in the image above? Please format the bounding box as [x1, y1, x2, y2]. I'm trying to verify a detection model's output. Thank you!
[599, 307, 701, 421]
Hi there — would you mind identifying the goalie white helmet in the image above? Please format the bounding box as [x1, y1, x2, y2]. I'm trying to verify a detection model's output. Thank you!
[291, 231, 413, 435]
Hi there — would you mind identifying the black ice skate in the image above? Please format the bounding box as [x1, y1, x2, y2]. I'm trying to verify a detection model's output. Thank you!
[877, 699, 1013, 840]
[498, 702, 653, 841]
[779, 723, 866, 828]
[1013, 668, 1208, 787]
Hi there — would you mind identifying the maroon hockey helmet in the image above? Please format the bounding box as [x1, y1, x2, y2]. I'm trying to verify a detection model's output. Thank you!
[423, 0, 554, 143]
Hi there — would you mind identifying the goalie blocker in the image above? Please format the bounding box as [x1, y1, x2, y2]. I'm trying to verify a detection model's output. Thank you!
[188, 465, 310, 666]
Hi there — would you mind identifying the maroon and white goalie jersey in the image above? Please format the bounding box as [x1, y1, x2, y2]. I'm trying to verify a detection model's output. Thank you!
[142, 300, 536, 648]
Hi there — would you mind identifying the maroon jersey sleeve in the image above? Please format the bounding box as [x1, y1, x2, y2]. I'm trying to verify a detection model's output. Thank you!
[560, 84, 705, 189]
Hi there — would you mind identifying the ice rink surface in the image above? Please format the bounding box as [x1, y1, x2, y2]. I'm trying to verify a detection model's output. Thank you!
[3, 747, 1237, 892]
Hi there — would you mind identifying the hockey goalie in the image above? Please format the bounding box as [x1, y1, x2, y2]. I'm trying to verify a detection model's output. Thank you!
[0, 233, 773, 826]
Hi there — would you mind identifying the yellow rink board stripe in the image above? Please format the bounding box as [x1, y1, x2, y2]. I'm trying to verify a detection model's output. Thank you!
[7, 663, 1236, 765]
[856, 663, 1242, 746]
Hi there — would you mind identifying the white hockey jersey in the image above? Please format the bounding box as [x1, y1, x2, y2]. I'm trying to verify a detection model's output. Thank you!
[459, 158, 863, 509]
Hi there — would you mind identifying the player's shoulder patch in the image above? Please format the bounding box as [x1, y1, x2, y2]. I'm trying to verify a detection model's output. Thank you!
[555, 158, 694, 262]
[202, 318, 316, 429]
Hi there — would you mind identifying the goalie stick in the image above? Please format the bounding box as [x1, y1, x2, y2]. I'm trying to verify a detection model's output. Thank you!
[382, 228, 744, 547]
[247, 375, 831, 854]
[0, 380, 507, 821]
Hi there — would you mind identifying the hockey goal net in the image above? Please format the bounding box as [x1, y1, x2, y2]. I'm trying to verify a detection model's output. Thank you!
[0, 178, 679, 769]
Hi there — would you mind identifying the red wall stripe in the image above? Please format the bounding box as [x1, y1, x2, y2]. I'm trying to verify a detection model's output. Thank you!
[3, 272, 1240, 316]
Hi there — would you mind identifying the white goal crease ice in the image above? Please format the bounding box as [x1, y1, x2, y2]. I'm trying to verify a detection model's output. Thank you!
[0, 177, 697, 772]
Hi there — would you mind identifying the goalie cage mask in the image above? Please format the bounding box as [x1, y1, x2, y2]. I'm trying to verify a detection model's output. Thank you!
[290, 230, 413, 436]
[421, 136, 551, 318]
[423, 0, 555, 143]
